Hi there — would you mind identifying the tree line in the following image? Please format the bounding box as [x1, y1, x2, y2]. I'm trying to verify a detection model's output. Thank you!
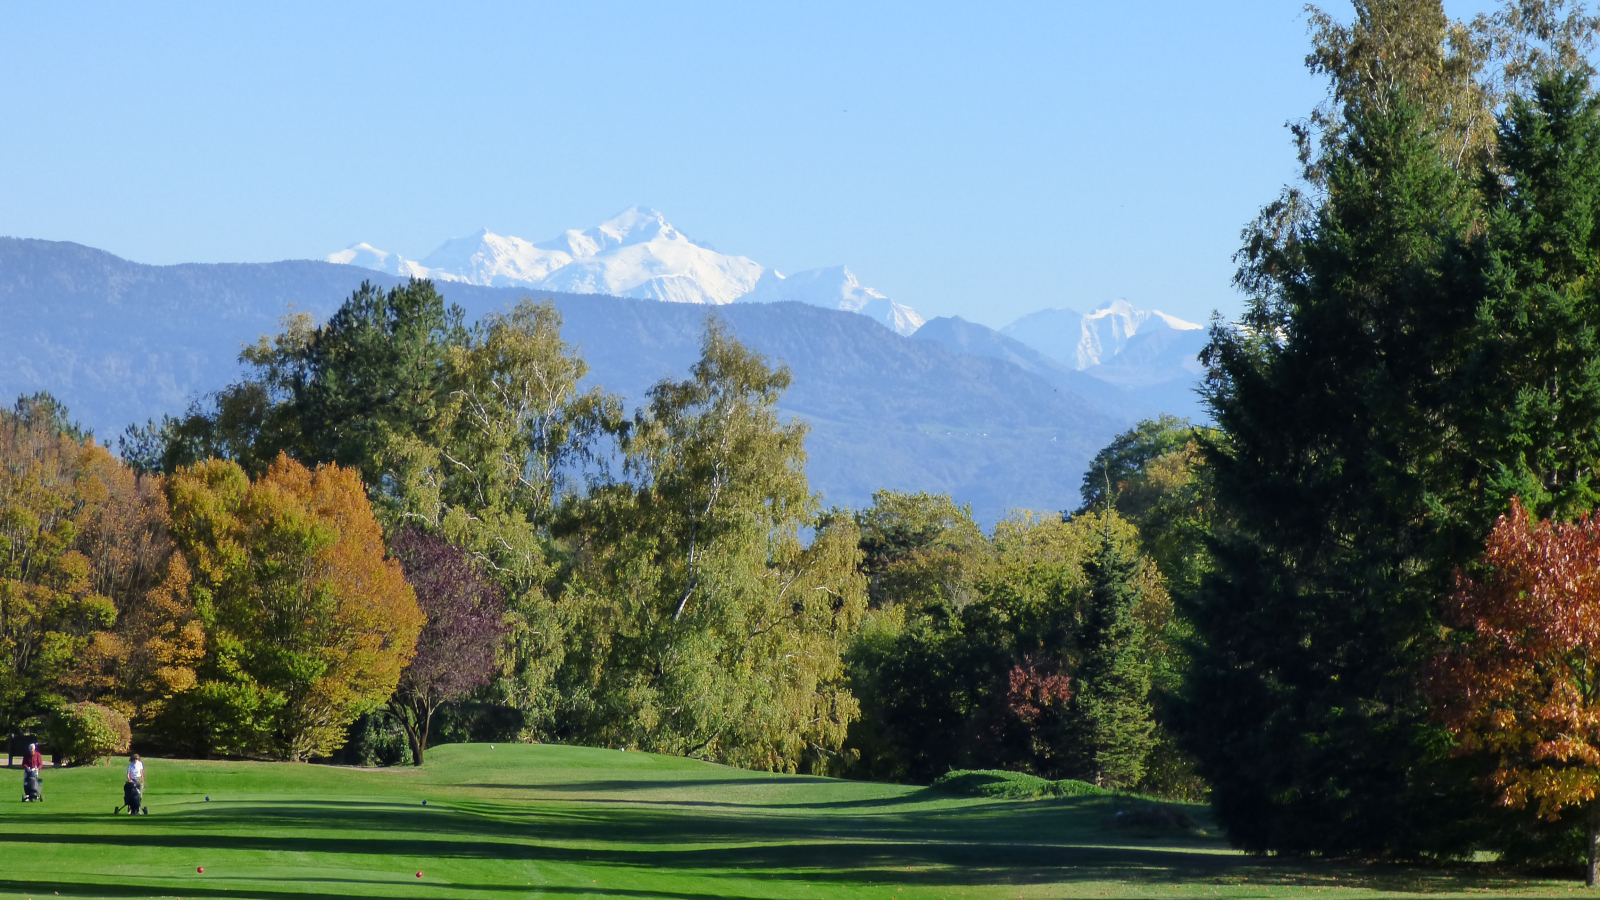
[1, 284, 1182, 793]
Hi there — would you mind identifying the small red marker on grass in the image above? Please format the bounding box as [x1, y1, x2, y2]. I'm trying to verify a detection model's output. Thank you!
[416, 871, 424, 878]
[196, 867, 204, 874]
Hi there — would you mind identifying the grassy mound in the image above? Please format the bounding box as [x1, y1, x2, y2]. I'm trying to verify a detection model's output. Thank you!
[930, 768, 1107, 800]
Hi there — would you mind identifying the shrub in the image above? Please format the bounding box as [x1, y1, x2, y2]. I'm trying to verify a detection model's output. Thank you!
[1104, 801, 1195, 833]
[930, 769, 1106, 800]
[327, 711, 412, 767]
[45, 702, 131, 766]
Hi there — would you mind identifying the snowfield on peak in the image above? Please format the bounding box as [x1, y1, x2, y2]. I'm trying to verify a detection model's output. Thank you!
[328, 207, 915, 324]
[1001, 299, 1201, 371]
[738, 265, 924, 336]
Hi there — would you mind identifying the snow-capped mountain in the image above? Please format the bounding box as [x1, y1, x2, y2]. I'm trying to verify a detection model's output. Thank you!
[329, 207, 917, 325]
[737, 266, 924, 336]
[1001, 299, 1202, 370]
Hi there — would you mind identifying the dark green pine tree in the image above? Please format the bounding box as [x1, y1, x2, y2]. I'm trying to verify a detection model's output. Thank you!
[1184, 89, 1487, 856]
[294, 279, 467, 492]
[1071, 525, 1154, 789]
[1188, 72, 1600, 859]
[1465, 72, 1600, 525]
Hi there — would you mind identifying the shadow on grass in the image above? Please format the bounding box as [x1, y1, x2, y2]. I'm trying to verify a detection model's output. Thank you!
[484, 777, 824, 793]
[0, 878, 768, 900]
[0, 787, 1571, 895]
[457, 782, 926, 811]
[0, 823, 1555, 894]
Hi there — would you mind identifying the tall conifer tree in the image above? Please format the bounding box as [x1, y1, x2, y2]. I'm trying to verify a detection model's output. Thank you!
[1186, 92, 1483, 854]
[1072, 527, 1154, 788]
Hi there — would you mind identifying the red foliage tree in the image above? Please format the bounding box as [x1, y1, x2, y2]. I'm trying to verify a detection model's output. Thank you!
[389, 529, 509, 765]
[1433, 498, 1600, 884]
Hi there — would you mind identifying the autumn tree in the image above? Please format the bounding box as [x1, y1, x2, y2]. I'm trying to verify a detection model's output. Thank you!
[0, 396, 200, 735]
[1433, 499, 1600, 885]
[165, 454, 423, 760]
[388, 528, 509, 765]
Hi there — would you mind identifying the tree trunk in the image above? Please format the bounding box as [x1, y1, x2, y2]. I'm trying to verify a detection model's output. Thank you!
[1588, 803, 1600, 888]
[392, 701, 424, 768]
[414, 706, 431, 767]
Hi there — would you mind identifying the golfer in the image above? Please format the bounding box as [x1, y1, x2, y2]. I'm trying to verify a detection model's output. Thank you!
[121, 753, 146, 815]
[21, 742, 42, 802]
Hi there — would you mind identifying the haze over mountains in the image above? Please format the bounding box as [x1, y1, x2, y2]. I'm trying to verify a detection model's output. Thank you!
[0, 213, 1214, 523]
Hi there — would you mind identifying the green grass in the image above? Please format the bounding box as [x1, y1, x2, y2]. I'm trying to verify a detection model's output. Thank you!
[930, 769, 1106, 800]
[0, 743, 1581, 899]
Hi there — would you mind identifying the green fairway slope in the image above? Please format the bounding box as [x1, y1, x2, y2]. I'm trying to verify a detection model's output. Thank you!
[0, 744, 1576, 899]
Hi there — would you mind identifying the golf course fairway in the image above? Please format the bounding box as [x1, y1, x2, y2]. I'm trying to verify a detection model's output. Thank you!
[0, 743, 1582, 898]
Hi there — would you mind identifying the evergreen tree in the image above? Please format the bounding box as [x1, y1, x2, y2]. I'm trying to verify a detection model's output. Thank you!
[1464, 72, 1600, 522]
[1186, 88, 1485, 854]
[1071, 526, 1153, 789]
[130, 280, 465, 500]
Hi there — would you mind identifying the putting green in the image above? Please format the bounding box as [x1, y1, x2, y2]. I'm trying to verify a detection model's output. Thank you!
[0, 744, 1577, 898]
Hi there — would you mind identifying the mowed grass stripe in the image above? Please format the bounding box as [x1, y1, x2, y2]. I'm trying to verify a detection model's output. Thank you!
[0, 744, 1578, 899]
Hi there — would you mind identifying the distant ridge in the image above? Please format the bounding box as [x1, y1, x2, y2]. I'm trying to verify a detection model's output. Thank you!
[917, 314, 1208, 423]
[0, 237, 1125, 524]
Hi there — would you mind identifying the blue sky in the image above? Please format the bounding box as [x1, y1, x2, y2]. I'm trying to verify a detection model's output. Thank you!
[0, 2, 1503, 328]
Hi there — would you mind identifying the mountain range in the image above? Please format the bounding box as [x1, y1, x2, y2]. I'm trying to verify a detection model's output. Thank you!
[0, 217, 1214, 523]
[331, 206, 925, 336]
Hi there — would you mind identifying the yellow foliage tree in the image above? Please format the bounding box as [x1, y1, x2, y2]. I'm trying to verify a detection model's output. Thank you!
[167, 454, 422, 760]
[0, 401, 201, 732]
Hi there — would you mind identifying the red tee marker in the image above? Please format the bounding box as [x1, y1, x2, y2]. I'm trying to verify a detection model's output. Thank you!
[197, 867, 204, 874]
[416, 871, 423, 878]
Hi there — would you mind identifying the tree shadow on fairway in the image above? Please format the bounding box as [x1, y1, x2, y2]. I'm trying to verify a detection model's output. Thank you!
[457, 781, 924, 811]
[471, 777, 825, 793]
[0, 828, 1551, 895]
[2, 791, 1563, 895]
[0, 878, 770, 900]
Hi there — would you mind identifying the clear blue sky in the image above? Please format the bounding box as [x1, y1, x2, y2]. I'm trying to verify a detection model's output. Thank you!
[0, 1, 1503, 328]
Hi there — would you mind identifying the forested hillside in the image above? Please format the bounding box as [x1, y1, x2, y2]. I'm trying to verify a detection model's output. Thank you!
[0, 238, 1123, 522]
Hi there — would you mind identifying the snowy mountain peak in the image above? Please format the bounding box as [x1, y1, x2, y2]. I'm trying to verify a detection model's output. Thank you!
[326, 242, 393, 270]
[1000, 300, 1202, 370]
[1152, 310, 1203, 331]
[738, 265, 923, 336]
[594, 206, 679, 247]
[328, 209, 922, 326]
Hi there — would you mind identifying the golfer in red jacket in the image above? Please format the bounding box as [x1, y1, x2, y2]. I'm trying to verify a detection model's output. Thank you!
[21, 743, 42, 802]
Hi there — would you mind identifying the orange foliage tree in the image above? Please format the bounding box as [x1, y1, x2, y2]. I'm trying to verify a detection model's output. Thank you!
[166, 454, 422, 760]
[0, 402, 201, 733]
[1433, 498, 1600, 884]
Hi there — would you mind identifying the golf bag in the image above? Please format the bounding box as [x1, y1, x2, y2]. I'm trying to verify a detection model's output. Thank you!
[21, 768, 40, 802]
[119, 780, 143, 815]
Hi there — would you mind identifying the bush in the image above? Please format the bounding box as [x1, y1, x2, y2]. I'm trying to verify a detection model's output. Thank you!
[1104, 800, 1196, 834]
[45, 702, 131, 766]
[930, 769, 1106, 800]
[327, 711, 412, 767]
